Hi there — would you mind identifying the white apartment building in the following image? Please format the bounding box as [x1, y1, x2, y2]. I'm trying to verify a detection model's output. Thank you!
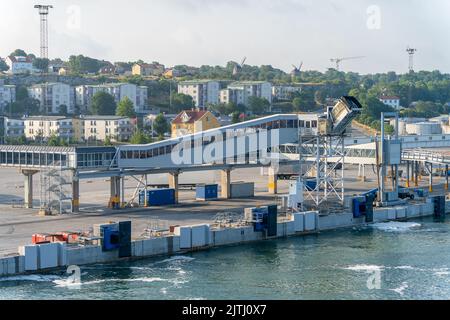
[272, 85, 303, 101]
[178, 80, 220, 107]
[2, 117, 25, 139]
[23, 116, 73, 140]
[220, 81, 272, 106]
[75, 83, 148, 113]
[5, 56, 33, 74]
[379, 96, 401, 110]
[28, 83, 75, 114]
[81, 115, 135, 142]
[0, 80, 16, 112]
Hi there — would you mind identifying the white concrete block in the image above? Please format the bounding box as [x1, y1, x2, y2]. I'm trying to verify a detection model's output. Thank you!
[286, 221, 295, 235]
[422, 202, 434, 216]
[387, 208, 396, 220]
[304, 211, 318, 231]
[292, 213, 305, 232]
[171, 236, 181, 253]
[395, 207, 407, 219]
[191, 224, 209, 248]
[406, 205, 420, 218]
[5, 257, 15, 274]
[66, 245, 100, 266]
[374, 209, 388, 222]
[277, 222, 286, 237]
[56, 242, 67, 267]
[19, 245, 38, 271]
[132, 240, 144, 257]
[38, 243, 59, 269]
[174, 226, 191, 249]
[319, 213, 355, 230]
[241, 226, 263, 242]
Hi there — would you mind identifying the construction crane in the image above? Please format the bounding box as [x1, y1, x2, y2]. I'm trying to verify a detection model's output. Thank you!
[232, 57, 247, 76]
[330, 56, 365, 71]
[34, 4, 54, 59]
[291, 62, 303, 78]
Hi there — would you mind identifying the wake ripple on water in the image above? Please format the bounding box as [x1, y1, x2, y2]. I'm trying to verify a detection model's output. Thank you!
[370, 222, 421, 232]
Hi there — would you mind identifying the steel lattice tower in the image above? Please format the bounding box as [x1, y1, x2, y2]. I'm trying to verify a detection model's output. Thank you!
[406, 47, 417, 73]
[34, 5, 53, 59]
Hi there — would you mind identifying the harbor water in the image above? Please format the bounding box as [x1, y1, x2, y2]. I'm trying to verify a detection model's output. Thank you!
[2, 217, 450, 300]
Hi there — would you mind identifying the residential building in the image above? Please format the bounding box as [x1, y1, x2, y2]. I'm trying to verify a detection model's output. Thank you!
[75, 83, 148, 113]
[272, 85, 303, 100]
[171, 110, 220, 138]
[1, 116, 25, 140]
[379, 96, 401, 110]
[98, 63, 116, 75]
[178, 80, 220, 107]
[220, 81, 272, 106]
[0, 80, 16, 113]
[81, 115, 135, 142]
[5, 56, 33, 74]
[28, 83, 75, 114]
[132, 62, 165, 76]
[23, 116, 73, 141]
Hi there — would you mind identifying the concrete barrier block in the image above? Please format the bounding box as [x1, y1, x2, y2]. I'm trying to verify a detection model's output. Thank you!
[19, 245, 38, 271]
[39, 243, 59, 269]
[56, 242, 68, 267]
[304, 211, 318, 231]
[97, 249, 119, 263]
[5, 257, 15, 274]
[132, 240, 144, 257]
[395, 207, 407, 219]
[174, 226, 191, 249]
[406, 205, 420, 218]
[446, 200, 450, 213]
[15, 256, 25, 274]
[422, 202, 434, 216]
[191, 224, 209, 248]
[387, 208, 396, 220]
[374, 209, 388, 222]
[286, 221, 295, 235]
[142, 237, 169, 256]
[171, 236, 181, 253]
[242, 226, 262, 242]
[66, 245, 100, 266]
[277, 222, 286, 237]
[319, 213, 354, 230]
[292, 213, 305, 232]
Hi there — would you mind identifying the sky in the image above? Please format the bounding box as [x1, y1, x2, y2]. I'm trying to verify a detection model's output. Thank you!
[1, 0, 449, 74]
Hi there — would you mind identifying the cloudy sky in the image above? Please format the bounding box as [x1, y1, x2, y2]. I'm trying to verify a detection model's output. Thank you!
[1, 0, 449, 74]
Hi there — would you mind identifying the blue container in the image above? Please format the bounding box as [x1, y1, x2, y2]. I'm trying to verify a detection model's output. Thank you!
[305, 180, 317, 191]
[139, 188, 176, 206]
[196, 184, 218, 200]
[103, 226, 120, 251]
[352, 196, 367, 218]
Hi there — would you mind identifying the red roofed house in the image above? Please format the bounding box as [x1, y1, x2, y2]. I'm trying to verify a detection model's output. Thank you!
[5, 56, 33, 74]
[379, 96, 401, 110]
[171, 109, 220, 138]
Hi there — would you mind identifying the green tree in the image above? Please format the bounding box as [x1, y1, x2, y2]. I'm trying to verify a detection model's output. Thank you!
[231, 111, 241, 123]
[90, 92, 117, 115]
[68, 55, 109, 74]
[32, 58, 49, 73]
[247, 96, 270, 115]
[116, 97, 136, 117]
[153, 113, 169, 137]
[104, 135, 113, 146]
[47, 134, 62, 146]
[0, 59, 9, 72]
[58, 104, 68, 116]
[10, 49, 27, 57]
[130, 130, 151, 144]
[172, 93, 194, 112]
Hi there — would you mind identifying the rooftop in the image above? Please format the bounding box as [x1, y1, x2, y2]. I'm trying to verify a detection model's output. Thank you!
[23, 116, 71, 121]
[172, 110, 209, 124]
[179, 79, 218, 85]
[81, 115, 131, 120]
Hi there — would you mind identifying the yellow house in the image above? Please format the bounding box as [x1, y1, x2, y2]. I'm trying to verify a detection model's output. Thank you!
[171, 110, 220, 138]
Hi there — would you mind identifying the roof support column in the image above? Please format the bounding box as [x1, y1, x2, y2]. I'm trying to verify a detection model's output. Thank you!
[220, 168, 231, 199]
[22, 170, 38, 209]
[268, 167, 278, 194]
[168, 171, 180, 204]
